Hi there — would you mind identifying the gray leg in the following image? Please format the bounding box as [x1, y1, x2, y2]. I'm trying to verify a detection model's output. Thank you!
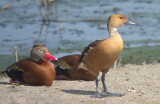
[101, 73, 108, 93]
[91, 76, 101, 98]
[101, 73, 124, 97]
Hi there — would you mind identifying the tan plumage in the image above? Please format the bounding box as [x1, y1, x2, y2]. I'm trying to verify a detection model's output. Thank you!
[78, 14, 135, 97]
[79, 33, 123, 75]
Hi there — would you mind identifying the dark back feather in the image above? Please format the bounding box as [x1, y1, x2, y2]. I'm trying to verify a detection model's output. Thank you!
[78, 40, 102, 63]
[55, 66, 69, 77]
[6, 68, 24, 82]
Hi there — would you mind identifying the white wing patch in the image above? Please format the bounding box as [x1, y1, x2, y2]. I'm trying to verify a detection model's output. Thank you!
[78, 62, 88, 70]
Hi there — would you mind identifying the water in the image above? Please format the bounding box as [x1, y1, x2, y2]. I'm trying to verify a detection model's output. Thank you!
[0, 0, 160, 57]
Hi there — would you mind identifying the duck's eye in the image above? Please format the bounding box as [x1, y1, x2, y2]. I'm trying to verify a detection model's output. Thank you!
[120, 17, 123, 19]
[39, 49, 43, 52]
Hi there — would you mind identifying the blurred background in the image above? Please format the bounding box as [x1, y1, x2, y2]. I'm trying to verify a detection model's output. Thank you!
[0, 0, 160, 70]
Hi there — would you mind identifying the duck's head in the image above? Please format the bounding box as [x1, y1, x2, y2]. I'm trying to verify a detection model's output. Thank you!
[107, 14, 135, 35]
[30, 45, 57, 62]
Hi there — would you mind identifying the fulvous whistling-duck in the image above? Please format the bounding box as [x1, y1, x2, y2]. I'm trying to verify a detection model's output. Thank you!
[4, 45, 57, 86]
[78, 14, 135, 97]
[52, 54, 95, 81]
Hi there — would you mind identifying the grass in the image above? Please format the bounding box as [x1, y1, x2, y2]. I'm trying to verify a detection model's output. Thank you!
[0, 55, 27, 72]
[121, 45, 160, 64]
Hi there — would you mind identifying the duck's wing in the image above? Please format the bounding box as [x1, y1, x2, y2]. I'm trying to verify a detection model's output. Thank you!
[53, 54, 80, 77]
[6, 58, 32, 82]
[78, 40, 102, 63]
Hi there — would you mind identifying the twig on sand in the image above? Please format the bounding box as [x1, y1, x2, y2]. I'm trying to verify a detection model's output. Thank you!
[114, 60, 117, 69]
[14, 46, 18, 62]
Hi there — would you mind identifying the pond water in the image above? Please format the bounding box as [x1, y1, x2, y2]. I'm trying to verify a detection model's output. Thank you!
[0, 0, 160, 57]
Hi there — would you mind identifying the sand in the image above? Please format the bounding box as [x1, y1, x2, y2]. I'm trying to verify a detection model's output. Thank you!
[0, 64, 160, 104]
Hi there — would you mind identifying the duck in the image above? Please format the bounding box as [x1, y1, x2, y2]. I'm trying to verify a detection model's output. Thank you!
[52, 54, 95, 81]
[4, 45, 57, 86]
[78, 14, 135, 97]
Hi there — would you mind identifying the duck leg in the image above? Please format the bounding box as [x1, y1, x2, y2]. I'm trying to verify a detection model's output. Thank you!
[91, 75, 101, 98]
[101, 73, 124, 97]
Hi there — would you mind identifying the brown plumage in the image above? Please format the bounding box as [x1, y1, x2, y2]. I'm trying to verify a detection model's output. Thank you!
[5, 45, 57, 86]
[53, 54, 94, 81]
[78, 14, 135, 97]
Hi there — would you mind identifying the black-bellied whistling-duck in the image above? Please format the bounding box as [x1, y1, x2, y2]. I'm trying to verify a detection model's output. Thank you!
[4, 45, 57, 86]
[53, 54, 94, 81]
[78, 14, 135, 97]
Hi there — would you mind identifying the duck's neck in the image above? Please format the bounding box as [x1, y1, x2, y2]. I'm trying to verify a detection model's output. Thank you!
[107, 18, 118, 37]
[30, 55, 42, 62]
[108, 27, 118, 37]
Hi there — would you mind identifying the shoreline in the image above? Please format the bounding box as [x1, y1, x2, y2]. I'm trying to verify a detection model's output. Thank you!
[1, 45, 160, 71]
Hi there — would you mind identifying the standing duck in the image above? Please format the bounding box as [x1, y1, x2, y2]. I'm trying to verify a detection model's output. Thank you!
[4, 45, 57, 86]
[53, 54, 94, 81]
[78, 14, 135, 97]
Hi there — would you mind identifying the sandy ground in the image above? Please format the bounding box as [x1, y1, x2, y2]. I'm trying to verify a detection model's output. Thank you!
[0, 64, 160, 104]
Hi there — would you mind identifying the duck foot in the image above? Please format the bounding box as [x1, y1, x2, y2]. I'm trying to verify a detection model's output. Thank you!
[101, 91, 124, 97]
[10, 78, 29, 86]
[90, 93, 102, 98]
[55, 75, 73, 80]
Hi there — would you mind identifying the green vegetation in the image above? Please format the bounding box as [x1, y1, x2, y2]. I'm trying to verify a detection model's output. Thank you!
[0, 45, 160, 72]
[0, 55, 27, 72]
[121, 46, 160, 64]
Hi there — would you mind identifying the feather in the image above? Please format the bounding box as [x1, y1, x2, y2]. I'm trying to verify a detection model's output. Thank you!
[78, 40, 102, 63]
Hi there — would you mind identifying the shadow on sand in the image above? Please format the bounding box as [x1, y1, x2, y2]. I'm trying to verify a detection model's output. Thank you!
[61, 89, 95, 95]
[0, 81, 11, 85]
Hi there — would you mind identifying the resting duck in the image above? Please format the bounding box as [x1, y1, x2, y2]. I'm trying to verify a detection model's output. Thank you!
[53, 54, 94, 81]
[78, 14, 135, 97]
[4, 45, 57, 86]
